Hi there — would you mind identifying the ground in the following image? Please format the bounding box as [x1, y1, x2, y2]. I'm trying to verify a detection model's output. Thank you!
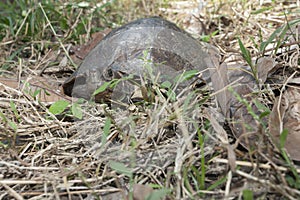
[0, 0, 300, 200]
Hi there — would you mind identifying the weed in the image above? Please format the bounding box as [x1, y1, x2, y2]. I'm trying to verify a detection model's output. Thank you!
[238, 37, 258, 83]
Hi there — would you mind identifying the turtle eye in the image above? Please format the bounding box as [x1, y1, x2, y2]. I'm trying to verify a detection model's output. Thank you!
[103, 66, 114, 81]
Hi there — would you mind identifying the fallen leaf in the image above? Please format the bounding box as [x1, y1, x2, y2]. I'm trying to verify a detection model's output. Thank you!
[132, 184, 154, 200]
[205, 109, 236, 171]
[227, 64, 259, 147]
[226, 62, 272, 149]
[101, 191, 127, 200]
[269, 86, 300, 161]
[0, 76, 72, 103]
[204, 108, 229, 144]
[71, 29, 111, 60]
[256, 57, 276, 84]
[206, 45, 231, 118]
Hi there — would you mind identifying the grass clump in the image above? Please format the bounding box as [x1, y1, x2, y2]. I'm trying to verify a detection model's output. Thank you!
[0, 0, 113, 42]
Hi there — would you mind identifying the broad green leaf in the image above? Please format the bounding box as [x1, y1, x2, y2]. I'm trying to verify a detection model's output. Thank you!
[109, 161, 133, 178]
[161, 81, 172, 89]
[201, 35, 210, 42]
[146, 188, 171, 200]
[71, 103, 83, 119]
[49, 100, 69, 115]
[76, 98, 86, 104]
[242, 189, 253, 200]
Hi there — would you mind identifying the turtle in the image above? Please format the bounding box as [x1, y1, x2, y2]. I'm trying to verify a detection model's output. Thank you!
[62, 17, 213, 103]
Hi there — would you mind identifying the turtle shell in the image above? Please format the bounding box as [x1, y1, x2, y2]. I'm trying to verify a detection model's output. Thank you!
[62, 17, 212, 102]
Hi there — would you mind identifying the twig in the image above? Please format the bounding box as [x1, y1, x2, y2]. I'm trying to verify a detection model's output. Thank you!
[212, 158, 300, 173]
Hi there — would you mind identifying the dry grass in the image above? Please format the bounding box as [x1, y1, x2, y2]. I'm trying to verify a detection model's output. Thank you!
[0, 0, 300, 199]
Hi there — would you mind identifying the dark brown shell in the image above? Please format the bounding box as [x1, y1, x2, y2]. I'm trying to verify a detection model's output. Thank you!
[63, 17, 211, 102]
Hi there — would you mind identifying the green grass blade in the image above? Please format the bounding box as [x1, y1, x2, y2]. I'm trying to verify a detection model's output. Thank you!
[238, 37, 253, 68]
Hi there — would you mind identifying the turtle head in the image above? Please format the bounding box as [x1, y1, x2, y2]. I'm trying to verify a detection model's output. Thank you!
[68, 63, 127, 102]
